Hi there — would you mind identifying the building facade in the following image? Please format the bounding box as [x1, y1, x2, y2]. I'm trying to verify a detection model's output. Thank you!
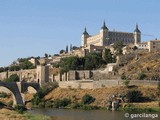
[148, 40, 160, 52]
[82, 21, 141, 47]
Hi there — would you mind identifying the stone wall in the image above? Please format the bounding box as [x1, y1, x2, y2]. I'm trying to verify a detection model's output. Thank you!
[59, 80, 159, 89]
[0, 72, 8, 80]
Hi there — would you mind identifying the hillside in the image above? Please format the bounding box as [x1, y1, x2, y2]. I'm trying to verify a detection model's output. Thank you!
[118, 51, 160, 80]
[44, 86, 158, 107]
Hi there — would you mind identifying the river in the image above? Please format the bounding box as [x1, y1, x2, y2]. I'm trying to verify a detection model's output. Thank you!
[29, 108, 160, 120]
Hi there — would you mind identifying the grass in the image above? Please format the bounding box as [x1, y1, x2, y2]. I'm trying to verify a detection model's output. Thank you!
[24, 113, 51, 120]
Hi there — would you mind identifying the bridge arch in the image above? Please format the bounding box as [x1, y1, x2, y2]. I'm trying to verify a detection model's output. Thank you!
[21, 82, 40, 93]
[0, 82, 24, 106]
[0, 86, 17, 106]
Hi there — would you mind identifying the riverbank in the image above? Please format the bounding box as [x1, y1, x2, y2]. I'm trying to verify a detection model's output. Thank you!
[44, 86, 158, 107]
[0, 108, 51, 120]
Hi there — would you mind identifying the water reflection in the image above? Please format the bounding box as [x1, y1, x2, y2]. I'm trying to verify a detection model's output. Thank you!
[30, 108, 160, 120]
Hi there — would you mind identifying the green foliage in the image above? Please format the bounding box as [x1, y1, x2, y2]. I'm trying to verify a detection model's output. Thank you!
[81, 94, 95, 104]
[121, 73, 127, 80]
[9, 65, 20, 71]
[5, 74, 19, 82]
[20, 60, 35, 69]
[137, 72, 146, 80]
[0, 92, 8, 98]
[45, 100, 54, 108]
[14, 104, 26, 114]
[53, 98, 71, 108]
[123, 80, 130, 87]
[32, 84, 57, 106]
[44, 53, 48, 58]
[113, 40, 123, 55]
[103, 48, 114, 64]
[59, 49, 65, 54]
[84, 53, 103, 70]
[70, 103, 99, 110]
[60, 53, 105, 73]
[0, 67, 5, 72]
[0, 67, 8, 73]
[125, 90, 143, 102]
[0, 101, 5, 107]
[8, 100, 13, 107]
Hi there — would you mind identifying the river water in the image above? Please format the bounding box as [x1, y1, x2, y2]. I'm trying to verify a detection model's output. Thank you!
[29, 108, 160, 120]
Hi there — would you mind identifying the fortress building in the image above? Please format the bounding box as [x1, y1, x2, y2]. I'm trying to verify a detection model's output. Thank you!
[82, 21, 141, 48]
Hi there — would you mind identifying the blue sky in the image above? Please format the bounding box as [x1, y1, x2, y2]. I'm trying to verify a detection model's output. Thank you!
[0, 0, 160, 67]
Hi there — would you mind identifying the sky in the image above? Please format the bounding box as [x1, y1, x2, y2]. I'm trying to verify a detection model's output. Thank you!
[0, 0, 160, 67]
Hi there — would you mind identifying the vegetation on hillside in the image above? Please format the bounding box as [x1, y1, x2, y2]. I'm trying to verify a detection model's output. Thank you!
[59, 49, 115, 73]
[4, 74, 19, 82]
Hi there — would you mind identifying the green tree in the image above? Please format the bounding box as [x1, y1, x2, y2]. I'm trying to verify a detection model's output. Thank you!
[84, 53, 103, 70]
[121, 73, 127, 80]
[113, 40, 123, 55]
[66, 45, 68, 53]
[137, 72, 146, 80]
[5, 74, 19, 82]
[126, 90, 143, 102]
[103, 48, 113, 64]
[59, 49, 65, 54]
[81, 94, 95, 104]
[44, 53, 48, 58]
[0, 67, 4, 73]
[9, 65, 20, 71]
[20, 60, 34, 69]
[123, 80, 130, 88]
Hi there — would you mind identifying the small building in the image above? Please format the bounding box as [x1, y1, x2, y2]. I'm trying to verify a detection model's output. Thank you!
[148, 40, 160, 52]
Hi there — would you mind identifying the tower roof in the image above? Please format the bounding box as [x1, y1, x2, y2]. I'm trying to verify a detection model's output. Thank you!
[134, 24, 141, 33]
[101, 21, 108, 30]
[83, 27, 89, 35]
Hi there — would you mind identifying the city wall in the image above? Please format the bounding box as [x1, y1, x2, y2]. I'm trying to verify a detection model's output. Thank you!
[59, 80, 159, 89]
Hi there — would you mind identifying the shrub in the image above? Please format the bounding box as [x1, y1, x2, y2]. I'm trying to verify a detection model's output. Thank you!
[123, 80, 130, 88]
[8, 100, 13, 107]
[45, 100, 54, 108]
[137, 72, 146, 80]
[0, 101, 5, 107]
[53, 98, 71, 108]
[81, 94, 95, 104]
[121, 73, 127, 80]
[125, 90, 143, 102]
[0, 92, 8, 98]
[14, 104, 26, 114]
[31, 84, 57, 106]
[4, 74, 19, 82]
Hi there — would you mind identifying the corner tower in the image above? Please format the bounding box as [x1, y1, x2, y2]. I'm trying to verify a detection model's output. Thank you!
[100, 21, 109, 46]
[82, 27, 89, 47]
[134, 23, 141, 45]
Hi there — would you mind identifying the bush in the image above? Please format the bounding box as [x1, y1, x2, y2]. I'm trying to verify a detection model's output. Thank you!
[81, 94, 95, 104]
[123, 80, 130, 88]
[8, 100, 13, 107]
[53, 98, 71, 108]
[125, 90, 143, 102]
[4, 74, 19, 82]
[0, 92, 8, 98]
[31, 84, 57, 106]
[14, 104, 26, 114]
[137, 72, 146, 80]
[121, 73, 127, 80]
[0, 101, 5, 107]
[45, 100, 54, 108]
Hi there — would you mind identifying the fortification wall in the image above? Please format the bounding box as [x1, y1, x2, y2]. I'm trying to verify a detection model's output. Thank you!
[59, 80, 158, 89]
[0, 72, 7, 80]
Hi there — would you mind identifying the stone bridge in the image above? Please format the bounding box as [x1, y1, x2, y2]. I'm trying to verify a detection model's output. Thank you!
[0, 81, 40, 106]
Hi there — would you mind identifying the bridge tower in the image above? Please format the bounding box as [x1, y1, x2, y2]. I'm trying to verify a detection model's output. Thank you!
[36, 65, 49, 87]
